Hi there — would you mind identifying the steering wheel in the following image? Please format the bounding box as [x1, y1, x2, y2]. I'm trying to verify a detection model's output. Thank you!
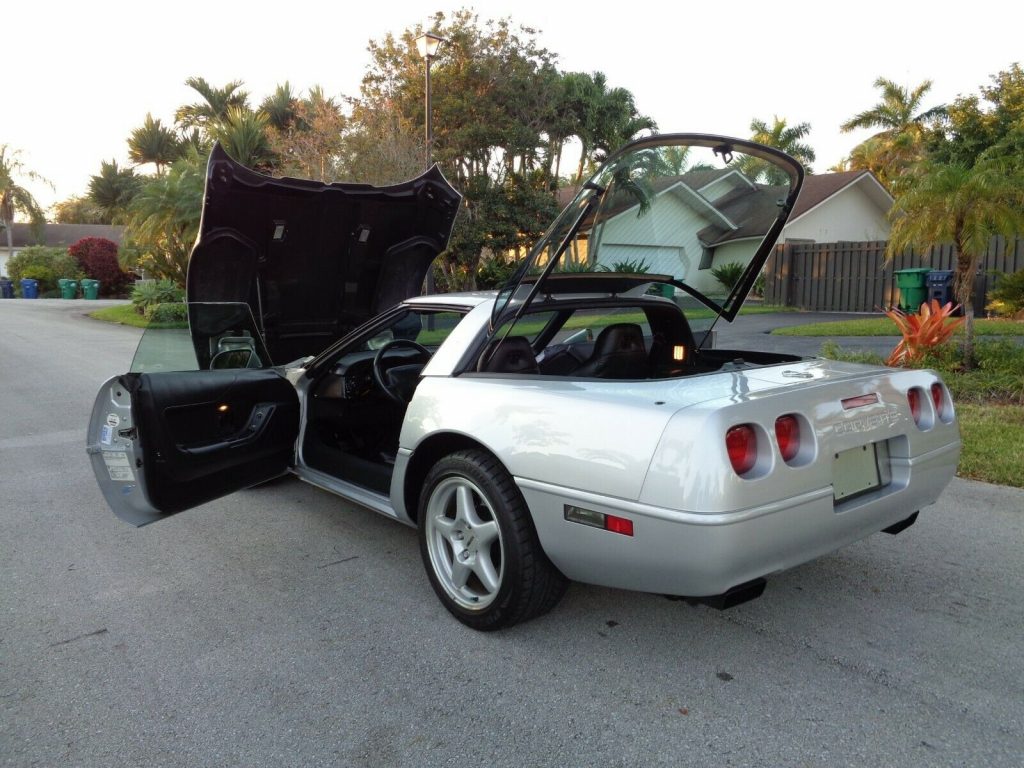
[372, 339, 432, 404]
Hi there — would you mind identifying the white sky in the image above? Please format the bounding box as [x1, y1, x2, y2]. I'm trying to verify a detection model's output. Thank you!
[7, 0, 1022, 213]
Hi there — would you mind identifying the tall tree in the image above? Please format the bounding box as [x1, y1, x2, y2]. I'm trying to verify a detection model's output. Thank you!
[1, 145, 50, 254]
[175, 77, 250, 133]
[124, 152, 205, 285]
[128, 113, 181, 175]
[841, 77, 944, 188]
[886, 159, 1024, 366]
[209, 106, 276, 170]
[259, 81, 299, 132]
[743, 116, 816, 183]
[563, 71, 657, 183]
[351, 10, 571, 288]
[267, 86, 346, 181]
[929, 63, 1024, 168]
[52, 196, 105, 224]
[87, 160, 142, 224]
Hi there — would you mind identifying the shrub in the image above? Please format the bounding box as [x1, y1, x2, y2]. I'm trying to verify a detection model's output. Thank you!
[476, 255, 518, 289]
[143, 302, 189, 324]
[68, 237, 132, 296]
[597, 258, 651, 274]
[986, 269, 1024, 318]
[919, 339, 1024, 404]
[131, 279, 184, 314]
[6, 246, 83, 295]
[884, 300, 964, 367]
[710, 261, 745, 292]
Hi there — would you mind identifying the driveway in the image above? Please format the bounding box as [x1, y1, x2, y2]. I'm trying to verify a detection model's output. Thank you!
[715, 311, 900, 358]
[2, 299, 1022, 767]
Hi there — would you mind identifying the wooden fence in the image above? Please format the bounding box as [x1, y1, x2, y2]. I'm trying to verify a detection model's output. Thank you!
[762, 236, 1024, 314]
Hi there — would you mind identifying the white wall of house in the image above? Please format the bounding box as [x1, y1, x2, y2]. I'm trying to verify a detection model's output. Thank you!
[691, 239, 761, 295]
[594, 193, 714, 279]
[783, 185, 891, 242]
[0, 249, 16, 278]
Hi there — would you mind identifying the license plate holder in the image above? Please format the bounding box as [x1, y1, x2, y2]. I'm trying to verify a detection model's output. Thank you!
[833, 441, 890, 502]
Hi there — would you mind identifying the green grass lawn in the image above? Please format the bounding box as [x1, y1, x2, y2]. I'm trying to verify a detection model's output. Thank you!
[773, 316, 1024, 337]
[955, 404, 1024, 487]
[89, 304, 187, 329]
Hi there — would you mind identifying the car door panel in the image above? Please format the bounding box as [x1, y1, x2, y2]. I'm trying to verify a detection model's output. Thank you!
[87, 369, 299, 525]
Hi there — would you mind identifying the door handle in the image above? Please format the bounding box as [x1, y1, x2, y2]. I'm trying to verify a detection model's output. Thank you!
[178, 404, 277, 456]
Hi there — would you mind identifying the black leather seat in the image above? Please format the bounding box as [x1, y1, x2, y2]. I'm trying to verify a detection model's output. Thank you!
[477, 336, 540, 374]
[572, 323, 648, 378]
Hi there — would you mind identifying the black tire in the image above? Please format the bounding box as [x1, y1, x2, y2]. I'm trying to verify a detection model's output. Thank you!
[417, 449, 568, 630]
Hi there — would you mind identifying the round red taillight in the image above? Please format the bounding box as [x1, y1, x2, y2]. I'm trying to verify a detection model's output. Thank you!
[775, 415, 800, 462]
[907, 388, 922, 424]
[726, 424, 757, 475]
[930, 382, 944, 412]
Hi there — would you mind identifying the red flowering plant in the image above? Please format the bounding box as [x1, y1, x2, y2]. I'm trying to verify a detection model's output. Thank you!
[884, 299, 965, 367]
[68, 237, 132, 296]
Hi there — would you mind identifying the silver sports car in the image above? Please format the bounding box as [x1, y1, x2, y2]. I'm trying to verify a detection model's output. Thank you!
[87, 135, 961, 630]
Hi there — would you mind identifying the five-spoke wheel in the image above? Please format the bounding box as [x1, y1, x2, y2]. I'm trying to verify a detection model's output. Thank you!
[418, 449, 568, 630]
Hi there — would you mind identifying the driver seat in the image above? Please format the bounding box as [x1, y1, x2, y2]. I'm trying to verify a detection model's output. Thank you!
[572, 323, 648, 378]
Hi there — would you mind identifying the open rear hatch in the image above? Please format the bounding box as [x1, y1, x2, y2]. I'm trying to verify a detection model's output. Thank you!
[489, 134, 804, 343]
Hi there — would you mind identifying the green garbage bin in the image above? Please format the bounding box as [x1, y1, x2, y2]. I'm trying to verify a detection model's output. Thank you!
[81, 279, 101, 300]
[58, 278, 79, 299]
[894, 268, 930, 311]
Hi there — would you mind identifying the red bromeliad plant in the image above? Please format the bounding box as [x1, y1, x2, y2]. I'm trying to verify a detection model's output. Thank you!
[884, 299, 965, 367]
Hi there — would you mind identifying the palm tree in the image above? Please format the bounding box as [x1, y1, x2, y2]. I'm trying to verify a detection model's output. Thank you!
[841, 77, 944, 188]
[210, 107, 276, 170]
[175, 77, 250, 132]
[267, 86, 346, 181]
[567, 72, 657, 183]
[260, 82, 299, 131]
[743, 116, 816, 183]
[887, 159, 1024, 366]
[126, 152, 206, 285]
[87, 160, 142, 224]
[128, 113, 181, 175]
[1, 145, 50, 256]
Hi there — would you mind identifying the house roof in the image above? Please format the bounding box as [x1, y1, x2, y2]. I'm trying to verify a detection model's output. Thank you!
[0, 223, 126, 249]
[788, 170, 893, 222]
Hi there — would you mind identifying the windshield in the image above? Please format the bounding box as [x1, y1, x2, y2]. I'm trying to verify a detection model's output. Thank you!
[491, 134, 803, 330]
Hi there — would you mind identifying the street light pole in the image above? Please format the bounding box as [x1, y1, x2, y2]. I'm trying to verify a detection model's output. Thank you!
[415, 31, 444, 297]
[415, 32, 444, 170]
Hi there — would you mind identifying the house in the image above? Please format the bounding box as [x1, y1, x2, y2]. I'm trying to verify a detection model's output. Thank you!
[553, 169, 893, 296]
[783, 170, 893, 243]
[0, 223, 125, 277]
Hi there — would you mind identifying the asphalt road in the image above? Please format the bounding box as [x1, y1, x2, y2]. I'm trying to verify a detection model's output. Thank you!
[2, 300, 1022, 768]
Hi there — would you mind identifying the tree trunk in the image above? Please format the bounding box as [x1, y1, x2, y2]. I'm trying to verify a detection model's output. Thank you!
[954, 236, 977, 369]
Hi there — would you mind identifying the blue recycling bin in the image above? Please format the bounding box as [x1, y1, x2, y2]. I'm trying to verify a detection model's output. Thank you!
[0, 278, 13, 298]
[20, 278, 39, 299]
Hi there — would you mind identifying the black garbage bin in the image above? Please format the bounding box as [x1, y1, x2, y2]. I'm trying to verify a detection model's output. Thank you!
[0, 278, 13, 299]
[927, 270, 955, 306]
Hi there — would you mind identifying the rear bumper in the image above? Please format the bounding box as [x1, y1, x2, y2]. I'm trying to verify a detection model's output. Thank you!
[518, 440, 959, 596]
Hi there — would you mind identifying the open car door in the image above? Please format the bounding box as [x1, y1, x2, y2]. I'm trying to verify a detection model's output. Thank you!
[86, 302, 299, 526]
